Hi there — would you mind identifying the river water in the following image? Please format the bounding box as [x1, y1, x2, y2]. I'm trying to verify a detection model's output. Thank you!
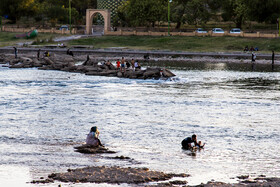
[0, 61, 279, 186]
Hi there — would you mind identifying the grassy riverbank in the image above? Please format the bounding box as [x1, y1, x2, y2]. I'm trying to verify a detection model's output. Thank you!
[1, 31, 280, 53]
[68, 35, 280, 53]
[0, 32, 62, 47]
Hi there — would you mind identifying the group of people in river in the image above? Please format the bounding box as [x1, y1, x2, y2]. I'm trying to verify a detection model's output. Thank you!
[85, 126, 205, 151]
[102, 57, 141, 72]
[116, 57, 141, 72]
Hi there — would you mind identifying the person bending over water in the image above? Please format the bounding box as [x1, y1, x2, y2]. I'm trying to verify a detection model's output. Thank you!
[86, 126, 103, 147]
[181, 134, 204, 150]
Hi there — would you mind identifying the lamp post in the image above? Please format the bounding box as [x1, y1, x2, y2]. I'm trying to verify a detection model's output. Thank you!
[0, 16, 2, 32]
[168, 0, 172, 36]
[278, 18, 280, 37]
[69, 0, 72, 34]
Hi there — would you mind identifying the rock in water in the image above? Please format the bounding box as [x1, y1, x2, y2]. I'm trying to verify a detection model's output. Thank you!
[74, 144, 116, 154]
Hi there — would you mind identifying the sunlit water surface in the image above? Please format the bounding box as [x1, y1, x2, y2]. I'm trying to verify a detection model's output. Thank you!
[0, 62, 279, 186]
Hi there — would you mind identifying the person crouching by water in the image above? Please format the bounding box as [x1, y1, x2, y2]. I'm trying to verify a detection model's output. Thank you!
[181, 134, 204, 150]
[86, 126, 103, 147]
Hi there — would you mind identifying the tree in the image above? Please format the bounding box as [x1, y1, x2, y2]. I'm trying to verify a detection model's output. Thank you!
[0, 0, 38, 22]
[171, 0, 211, 28]
[117, 0, 166, 27]
[221, 0, 248, 28]
[185, 0, 210, 25]
[245, 0, 280, 24]
[171, 0, 189, 29]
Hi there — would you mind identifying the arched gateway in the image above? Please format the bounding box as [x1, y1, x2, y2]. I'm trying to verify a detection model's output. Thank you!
[86, 9, 111, 35]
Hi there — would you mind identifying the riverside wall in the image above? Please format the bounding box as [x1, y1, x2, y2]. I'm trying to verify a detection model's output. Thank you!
[1, 26, 279, 38]
[1, 26, 78, 34]
[104, 30, 279, 38]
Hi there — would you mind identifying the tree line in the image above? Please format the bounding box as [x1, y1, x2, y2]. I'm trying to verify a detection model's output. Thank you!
[117, 0, 280, 29]
[1, 0, 280, 29]
[0, 0, 97, 26]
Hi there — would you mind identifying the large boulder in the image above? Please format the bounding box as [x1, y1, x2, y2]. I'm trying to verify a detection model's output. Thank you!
[162, 68, 176, 77]
[9, 59, 21, 66]
[9, 63, 25, 68]
[32, 58, 43, 67]
[82, 59, 98, 67]
[74, 144, 116, 154]
[127, 70, 145, 79]
[143, 68, 161, 79]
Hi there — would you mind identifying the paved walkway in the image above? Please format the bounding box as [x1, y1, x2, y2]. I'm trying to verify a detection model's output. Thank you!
[0, 47, 276, 60]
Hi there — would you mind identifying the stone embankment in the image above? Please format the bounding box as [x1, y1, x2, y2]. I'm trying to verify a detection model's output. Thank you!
[0, 53, 176, 80]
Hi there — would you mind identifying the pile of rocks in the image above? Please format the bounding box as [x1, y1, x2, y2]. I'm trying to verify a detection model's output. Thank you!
[31, 166, 188, 184]
[0, 54, 176, 80]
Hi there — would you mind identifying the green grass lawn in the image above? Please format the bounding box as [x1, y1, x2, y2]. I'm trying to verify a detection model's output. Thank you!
[68, 35, 280, 53]
[0, 32, 63, 47]
[1, 31, 280, 53]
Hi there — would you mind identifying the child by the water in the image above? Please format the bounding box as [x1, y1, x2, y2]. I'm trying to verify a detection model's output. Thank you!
[181, 134, 205, 150]
[196, 141, 205, 149]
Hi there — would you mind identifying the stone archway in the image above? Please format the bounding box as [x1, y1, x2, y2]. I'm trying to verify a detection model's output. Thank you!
[86, 9, 111, 35]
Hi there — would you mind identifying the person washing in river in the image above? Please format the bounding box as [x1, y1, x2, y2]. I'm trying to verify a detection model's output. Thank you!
[86, 126, 103, 147]
[181, 134, 204, 150]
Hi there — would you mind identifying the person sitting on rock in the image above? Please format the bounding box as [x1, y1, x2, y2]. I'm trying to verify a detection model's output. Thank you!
[86, 126, 103, 147]
[181, 134, 200, 150]
[126, 61, 131, 69]
[134, 60, 141, 70]
[105, 60, 113, 70]
[67, 48, 74, 56]
[131, 58, 135, 69]
[44, 51, 50, 57]
[116, 59, 120, 69]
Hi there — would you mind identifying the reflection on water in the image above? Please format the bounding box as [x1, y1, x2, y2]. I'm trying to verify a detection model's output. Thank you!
[0, 62, 279, 186]
[141, 60, 280, 72]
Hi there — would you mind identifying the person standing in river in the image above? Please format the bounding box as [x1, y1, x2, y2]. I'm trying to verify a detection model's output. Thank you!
[37, 49, 41, 60]
[251, 52, 256, 71]
[272, 50, 275, 64]
[116, 59, 121, 69]
[13, 47, 18, 59]
[120, 57, 126, 73]
[272, 50, 275, 71]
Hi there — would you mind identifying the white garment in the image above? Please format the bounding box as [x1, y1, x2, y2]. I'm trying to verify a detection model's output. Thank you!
[86, 132, 99, 146]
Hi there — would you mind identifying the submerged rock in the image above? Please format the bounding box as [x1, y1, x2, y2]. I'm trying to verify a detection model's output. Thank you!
[46, 166, 187, 184]
[74, 144, 116, 154]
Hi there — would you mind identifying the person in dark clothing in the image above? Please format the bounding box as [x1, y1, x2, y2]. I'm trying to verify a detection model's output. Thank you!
[126, 61, 131, 68]
[13, 47, 18, 58]
[272, 50, 275, 65]
[37, 49, 41, 60]
[67, 48, 74, 56]
[243, 45, 249, 52]
[272, 51, 275, 71]
[181, 134, 200, 150]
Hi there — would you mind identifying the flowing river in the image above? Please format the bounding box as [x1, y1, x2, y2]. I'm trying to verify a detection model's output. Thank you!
[0, 61, 279, 186]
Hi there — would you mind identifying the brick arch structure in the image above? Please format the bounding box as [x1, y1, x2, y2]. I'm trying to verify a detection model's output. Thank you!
[86, 9, 111, 35]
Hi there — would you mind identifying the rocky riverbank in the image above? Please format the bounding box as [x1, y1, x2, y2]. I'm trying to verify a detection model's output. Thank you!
[31, 166, 188, 185]
[0, 52, 176, 80]
[30, 165, 280, 187]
